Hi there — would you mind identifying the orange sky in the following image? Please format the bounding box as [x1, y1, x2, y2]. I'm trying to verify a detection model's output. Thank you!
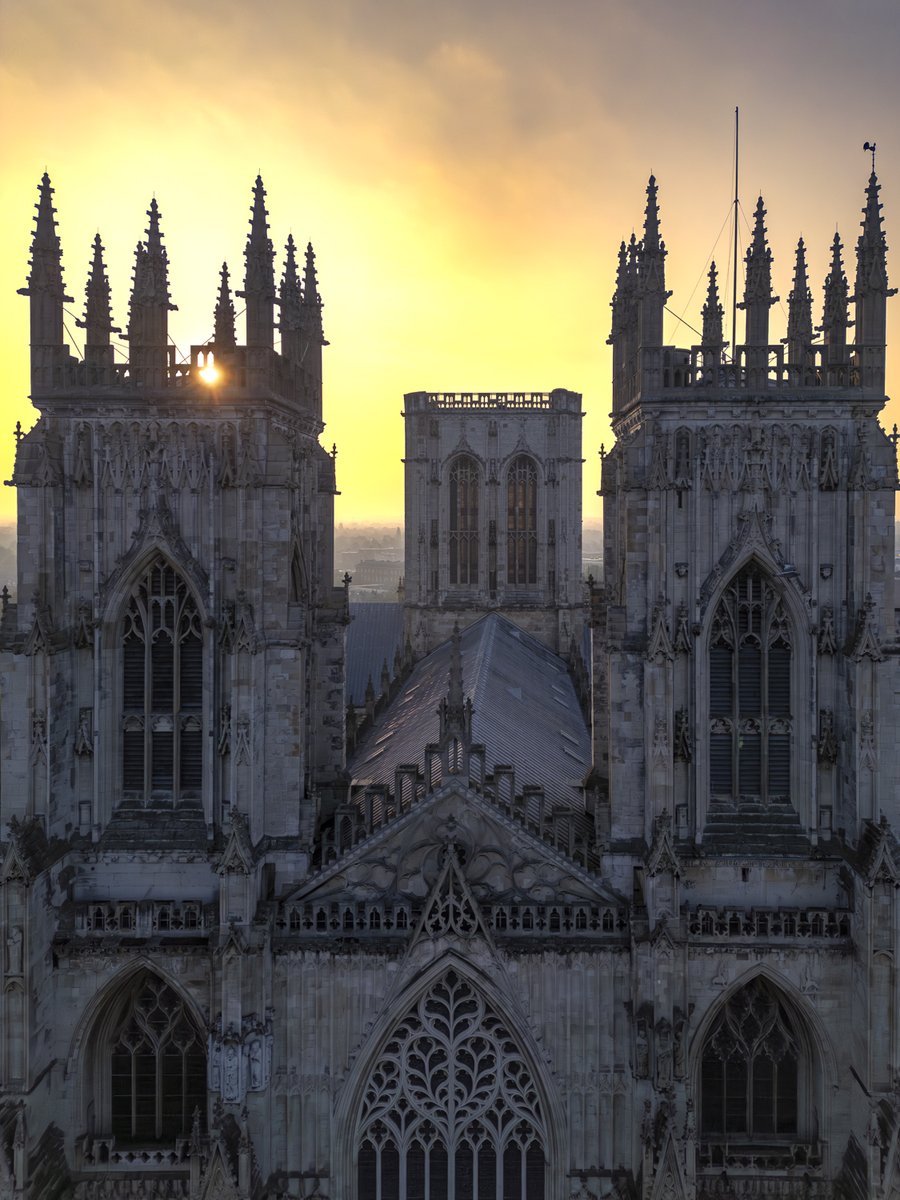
[2, 0, 900, 526]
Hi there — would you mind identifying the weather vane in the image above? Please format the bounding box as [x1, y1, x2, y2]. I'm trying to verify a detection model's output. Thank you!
[864, 141, 877, 172]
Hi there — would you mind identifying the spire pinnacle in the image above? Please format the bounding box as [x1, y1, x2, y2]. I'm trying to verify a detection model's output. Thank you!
[130, 198, 175, 310]
[785, 237, 813, 364]
[279, 235, 303, 359]
[701, 261, 724, 348]
[79, 233, 119, 347]
[643, 174, 661, 252]
[740, 195, 778, 357]
[238, 175, 276, 347]
[127, 198, 176, 384]
[856, 170, 890, 298]
[19, 173, 72, 304]
[302, 241, 321, 309]
[820, 231, 850, 347]
[214, 261, 236, 351]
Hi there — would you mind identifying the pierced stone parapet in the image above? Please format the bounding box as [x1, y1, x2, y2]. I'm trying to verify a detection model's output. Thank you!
[72, 900, 208, 936]
[688, 905, 850, 941]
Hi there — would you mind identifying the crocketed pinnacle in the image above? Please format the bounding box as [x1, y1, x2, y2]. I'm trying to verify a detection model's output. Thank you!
[214, 262, 236, 350]
[130, 199, 175, 309]
[21, 172, 72, 301]
[438, 622, 472, 742]
[80, 233, 118, 345]
[280, 235, 303, 333]
[242, 175, 275, 299]
[639, 175, 669, 301]
[743, 196, 776, 308]
[643, 175, 661, 253]
[701, 261, 724, 346]
[820, 232, 850, 339]
[856, 171, 889, 297]
[786, 237, 813, 348]
[302, 241, 321, 309]
[608, 240, 629, 342]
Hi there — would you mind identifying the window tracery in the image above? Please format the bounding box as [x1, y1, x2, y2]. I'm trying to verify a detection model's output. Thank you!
[700, 977, 799, 1139]
[506, 456, 538, 587]
[122, 558, 203, 803]
[449, 456, 480, 586]
[709, 564, 791, 804]
[357, 969, 545, 1199]
[107, 974, 206, 1144]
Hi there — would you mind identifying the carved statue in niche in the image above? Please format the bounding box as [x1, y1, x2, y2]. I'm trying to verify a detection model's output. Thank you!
[818, 606, 837, 655]
[6, 927, 23, 976]
[655, 1019, 673, 1088]
[635, 1019, 650, 1078]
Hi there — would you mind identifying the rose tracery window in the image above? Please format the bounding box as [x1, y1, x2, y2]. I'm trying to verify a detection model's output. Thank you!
[108, 974, 206, 1144]
[709, 565, 791, 804]
[122, 558, 203, 803]
[357, 969, 545, 1199]
[506, 456, 538, 587]
[450, 456, 480, 587]
[701, 977, 799, 1139]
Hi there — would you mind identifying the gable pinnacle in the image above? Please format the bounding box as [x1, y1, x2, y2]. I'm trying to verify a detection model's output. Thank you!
[438, 623, 473, 744]
[214, 261, 236, 351]
[701, 261, 724, 347]
[79, 232, 119, 346]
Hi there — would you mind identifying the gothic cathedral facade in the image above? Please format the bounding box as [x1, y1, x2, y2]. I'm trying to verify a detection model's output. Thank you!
[0, 167, 899, 1200]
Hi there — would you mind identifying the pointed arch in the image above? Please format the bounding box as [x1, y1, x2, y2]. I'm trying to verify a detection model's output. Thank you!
[69, 959, 207, 1142]
[506, 454, 539, 587]
[332, 953, 565, 1200]
[694, 552, 814, 838]
[448, 454, 481, 587]
[689, 966, 835, 1150]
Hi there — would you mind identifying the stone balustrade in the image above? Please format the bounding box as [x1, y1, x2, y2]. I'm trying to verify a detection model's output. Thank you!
[688, 906, 850, 940]
[73, 900, 207, 936]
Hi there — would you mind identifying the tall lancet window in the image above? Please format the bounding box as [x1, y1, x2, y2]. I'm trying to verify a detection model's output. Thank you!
[449, 455, 479, 586]
[357, 970, 546, 1200]
[701, 978, 799, 1139]
[108, 973, 206, 1143]
[506, 455, 538, 586]
[122, 557, 203, 803]
[709, 565, 791, 804]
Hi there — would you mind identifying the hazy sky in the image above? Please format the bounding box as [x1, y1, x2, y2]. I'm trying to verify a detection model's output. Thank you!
[2, 0, 900, 524]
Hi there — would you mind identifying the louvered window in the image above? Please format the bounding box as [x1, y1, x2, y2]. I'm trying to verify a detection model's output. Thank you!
[709, 565, 792, 804]
[449, 456, 480, 586]
[506, 456, 538, 587]
[122, 558, 203, 803]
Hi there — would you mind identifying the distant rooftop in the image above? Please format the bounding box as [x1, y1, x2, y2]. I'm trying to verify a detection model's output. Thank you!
[404, 389, 581, 412]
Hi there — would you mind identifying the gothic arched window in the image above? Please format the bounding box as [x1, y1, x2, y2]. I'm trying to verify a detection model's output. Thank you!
[357, 969, 546, 1200]
[709, 565, 791, 804]
[108, 974, 206, 1144]
[122, 558, 203, 803]
[449, 456, 480, 586]
[701, 977, 799, 1139]
[506, 455, 538, 586]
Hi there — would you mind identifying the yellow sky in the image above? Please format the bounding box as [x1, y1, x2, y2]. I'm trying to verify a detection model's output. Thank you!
[2, 0, 900, 525]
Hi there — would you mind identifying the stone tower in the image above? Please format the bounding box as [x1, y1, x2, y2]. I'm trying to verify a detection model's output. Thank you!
[593, 171, 900, 1195]
[402, 388, 585, 655]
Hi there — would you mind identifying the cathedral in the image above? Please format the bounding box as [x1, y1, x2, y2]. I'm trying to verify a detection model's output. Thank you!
[0, 164, 898, 1200]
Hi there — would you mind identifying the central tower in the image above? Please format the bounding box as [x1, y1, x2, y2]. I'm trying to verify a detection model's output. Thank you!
[402, 388, 584, 655]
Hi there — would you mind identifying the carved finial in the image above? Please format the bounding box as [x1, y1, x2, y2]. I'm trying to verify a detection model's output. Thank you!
[13, 421, 23, 444]
[786, 237, 813, 365]
[214, 261, 236, 350]
[701, 260, 724, 348]
[331, 442, 337, 459]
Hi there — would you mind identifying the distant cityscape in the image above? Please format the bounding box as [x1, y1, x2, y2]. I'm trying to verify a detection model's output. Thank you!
[334, 519, 605, 601]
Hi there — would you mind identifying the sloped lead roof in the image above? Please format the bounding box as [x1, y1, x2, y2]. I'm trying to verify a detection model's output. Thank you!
[350, 612, 591, 808]
[346, 602, 405, 705]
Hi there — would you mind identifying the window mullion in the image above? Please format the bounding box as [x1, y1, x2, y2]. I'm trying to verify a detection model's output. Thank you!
[144, 623, 152, 803]
[174, 630, 181, 805]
